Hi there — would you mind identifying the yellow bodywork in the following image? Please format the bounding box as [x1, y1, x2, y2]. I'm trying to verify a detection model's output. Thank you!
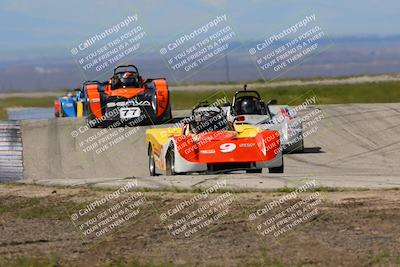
[76, 101, 83, 118]
[233, 124, 261, 137]
[145, 127, 181, 152]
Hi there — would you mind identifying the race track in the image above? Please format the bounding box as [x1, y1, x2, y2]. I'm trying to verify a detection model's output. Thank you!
[20, 103, 400, 190]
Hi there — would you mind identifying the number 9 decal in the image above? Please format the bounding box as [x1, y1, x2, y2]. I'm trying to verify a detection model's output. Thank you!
[220, 143, 236, 153]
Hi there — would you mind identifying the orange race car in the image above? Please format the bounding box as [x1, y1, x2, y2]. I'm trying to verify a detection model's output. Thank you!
[83, 64, 172, 127]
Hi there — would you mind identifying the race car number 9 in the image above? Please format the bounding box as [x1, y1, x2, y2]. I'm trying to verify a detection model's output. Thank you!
[220, 143, 236, 153]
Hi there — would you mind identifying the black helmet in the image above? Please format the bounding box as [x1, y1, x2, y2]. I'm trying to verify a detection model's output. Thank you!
[121, 72, 136, 87]
[239, 97, 258, 114]
[190, 108, 231, 133]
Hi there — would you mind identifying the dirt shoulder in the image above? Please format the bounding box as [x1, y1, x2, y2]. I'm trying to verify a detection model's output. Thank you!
[0, 184, 400, 267]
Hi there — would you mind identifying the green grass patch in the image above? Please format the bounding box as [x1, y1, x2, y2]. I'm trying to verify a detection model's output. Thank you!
[244, 259, 287, 267]
[19, 182, 373, 194]
[370, 250, 391, 265]
[0, 257, 60, 267]
[1, 81, 399, 120]
[0, 96, 55, 120]
[170, 81, 400, 109]
[103, 258, 176, 267]
[274, 186, 370, 193]
[0, 195, 78, 220]
[171, 74, 376, 86]
[0, 197, 40, 213]
[0, 257, 177, 267]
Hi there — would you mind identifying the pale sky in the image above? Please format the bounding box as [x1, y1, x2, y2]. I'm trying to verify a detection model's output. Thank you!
[0, 0, 399, 59]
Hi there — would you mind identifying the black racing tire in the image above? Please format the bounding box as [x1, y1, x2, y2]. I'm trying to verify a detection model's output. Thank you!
[148, 145, 156, 176]
[59, 105, 64, 117]
[289, 137, 304, 153]
[246, 168, 263, 173]
[155, 102, 173, 124]
[269, 159, 284, 173]
[86, 112, 110, 128]
[86, 114, 99, 128]
[165, 105, 173, 122]
[165, 144, 176, 176]
[297, 136, 305, 153]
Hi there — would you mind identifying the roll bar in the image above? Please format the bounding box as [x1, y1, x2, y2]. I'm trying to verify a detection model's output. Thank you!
[113, 65, 139, 75]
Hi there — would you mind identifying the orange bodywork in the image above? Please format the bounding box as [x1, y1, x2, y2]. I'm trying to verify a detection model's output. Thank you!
[104, 84, 145, 99]
[54, 99, 60, 114]
[86, 84, 102, 118]
[154, 80, 169, 117]
[173, 130, 280, 163]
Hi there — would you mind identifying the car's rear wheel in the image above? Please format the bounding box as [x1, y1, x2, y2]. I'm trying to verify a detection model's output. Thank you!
[156, 102, 173, 124]
[148, 145, 156, 176]
[288, 135, 304, 153]
[246, 168, 263, 173]
[87, 118, 98, 128]
[269, 160, 284, 173]
[165, 144, 176, 176]
[59, 105, 64, 117]
[86, 114, 109, 128]
[296, 136, 305, 152]
[86, 111, 99, 128]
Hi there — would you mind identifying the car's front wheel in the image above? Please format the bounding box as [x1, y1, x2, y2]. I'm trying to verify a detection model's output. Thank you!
[148, 145, 156, 176]
[269, 158, 284, 173]
[296, 136, 305, 152]
[246, 168, 263, 173]
[165, 144, 176, 176]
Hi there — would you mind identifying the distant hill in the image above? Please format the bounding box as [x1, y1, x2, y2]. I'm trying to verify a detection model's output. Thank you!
[1, 36, 400, 91]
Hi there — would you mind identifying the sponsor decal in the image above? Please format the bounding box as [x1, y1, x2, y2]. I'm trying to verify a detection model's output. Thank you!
[127, 99, 151, 106]
[200, 149, 216, 155]
[239, 143, 255, 148]
[107, 100, 151, 107]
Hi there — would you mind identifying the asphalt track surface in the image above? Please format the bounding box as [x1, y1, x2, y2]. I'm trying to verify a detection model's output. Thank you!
[20, 104, 400, 190]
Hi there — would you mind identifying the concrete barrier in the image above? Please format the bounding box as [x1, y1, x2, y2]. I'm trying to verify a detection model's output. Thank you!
[21, 118, 150, 180]
[0, 121, 23, 181]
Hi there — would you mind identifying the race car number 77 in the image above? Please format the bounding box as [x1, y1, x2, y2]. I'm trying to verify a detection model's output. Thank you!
[120, 107, 141, 119]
